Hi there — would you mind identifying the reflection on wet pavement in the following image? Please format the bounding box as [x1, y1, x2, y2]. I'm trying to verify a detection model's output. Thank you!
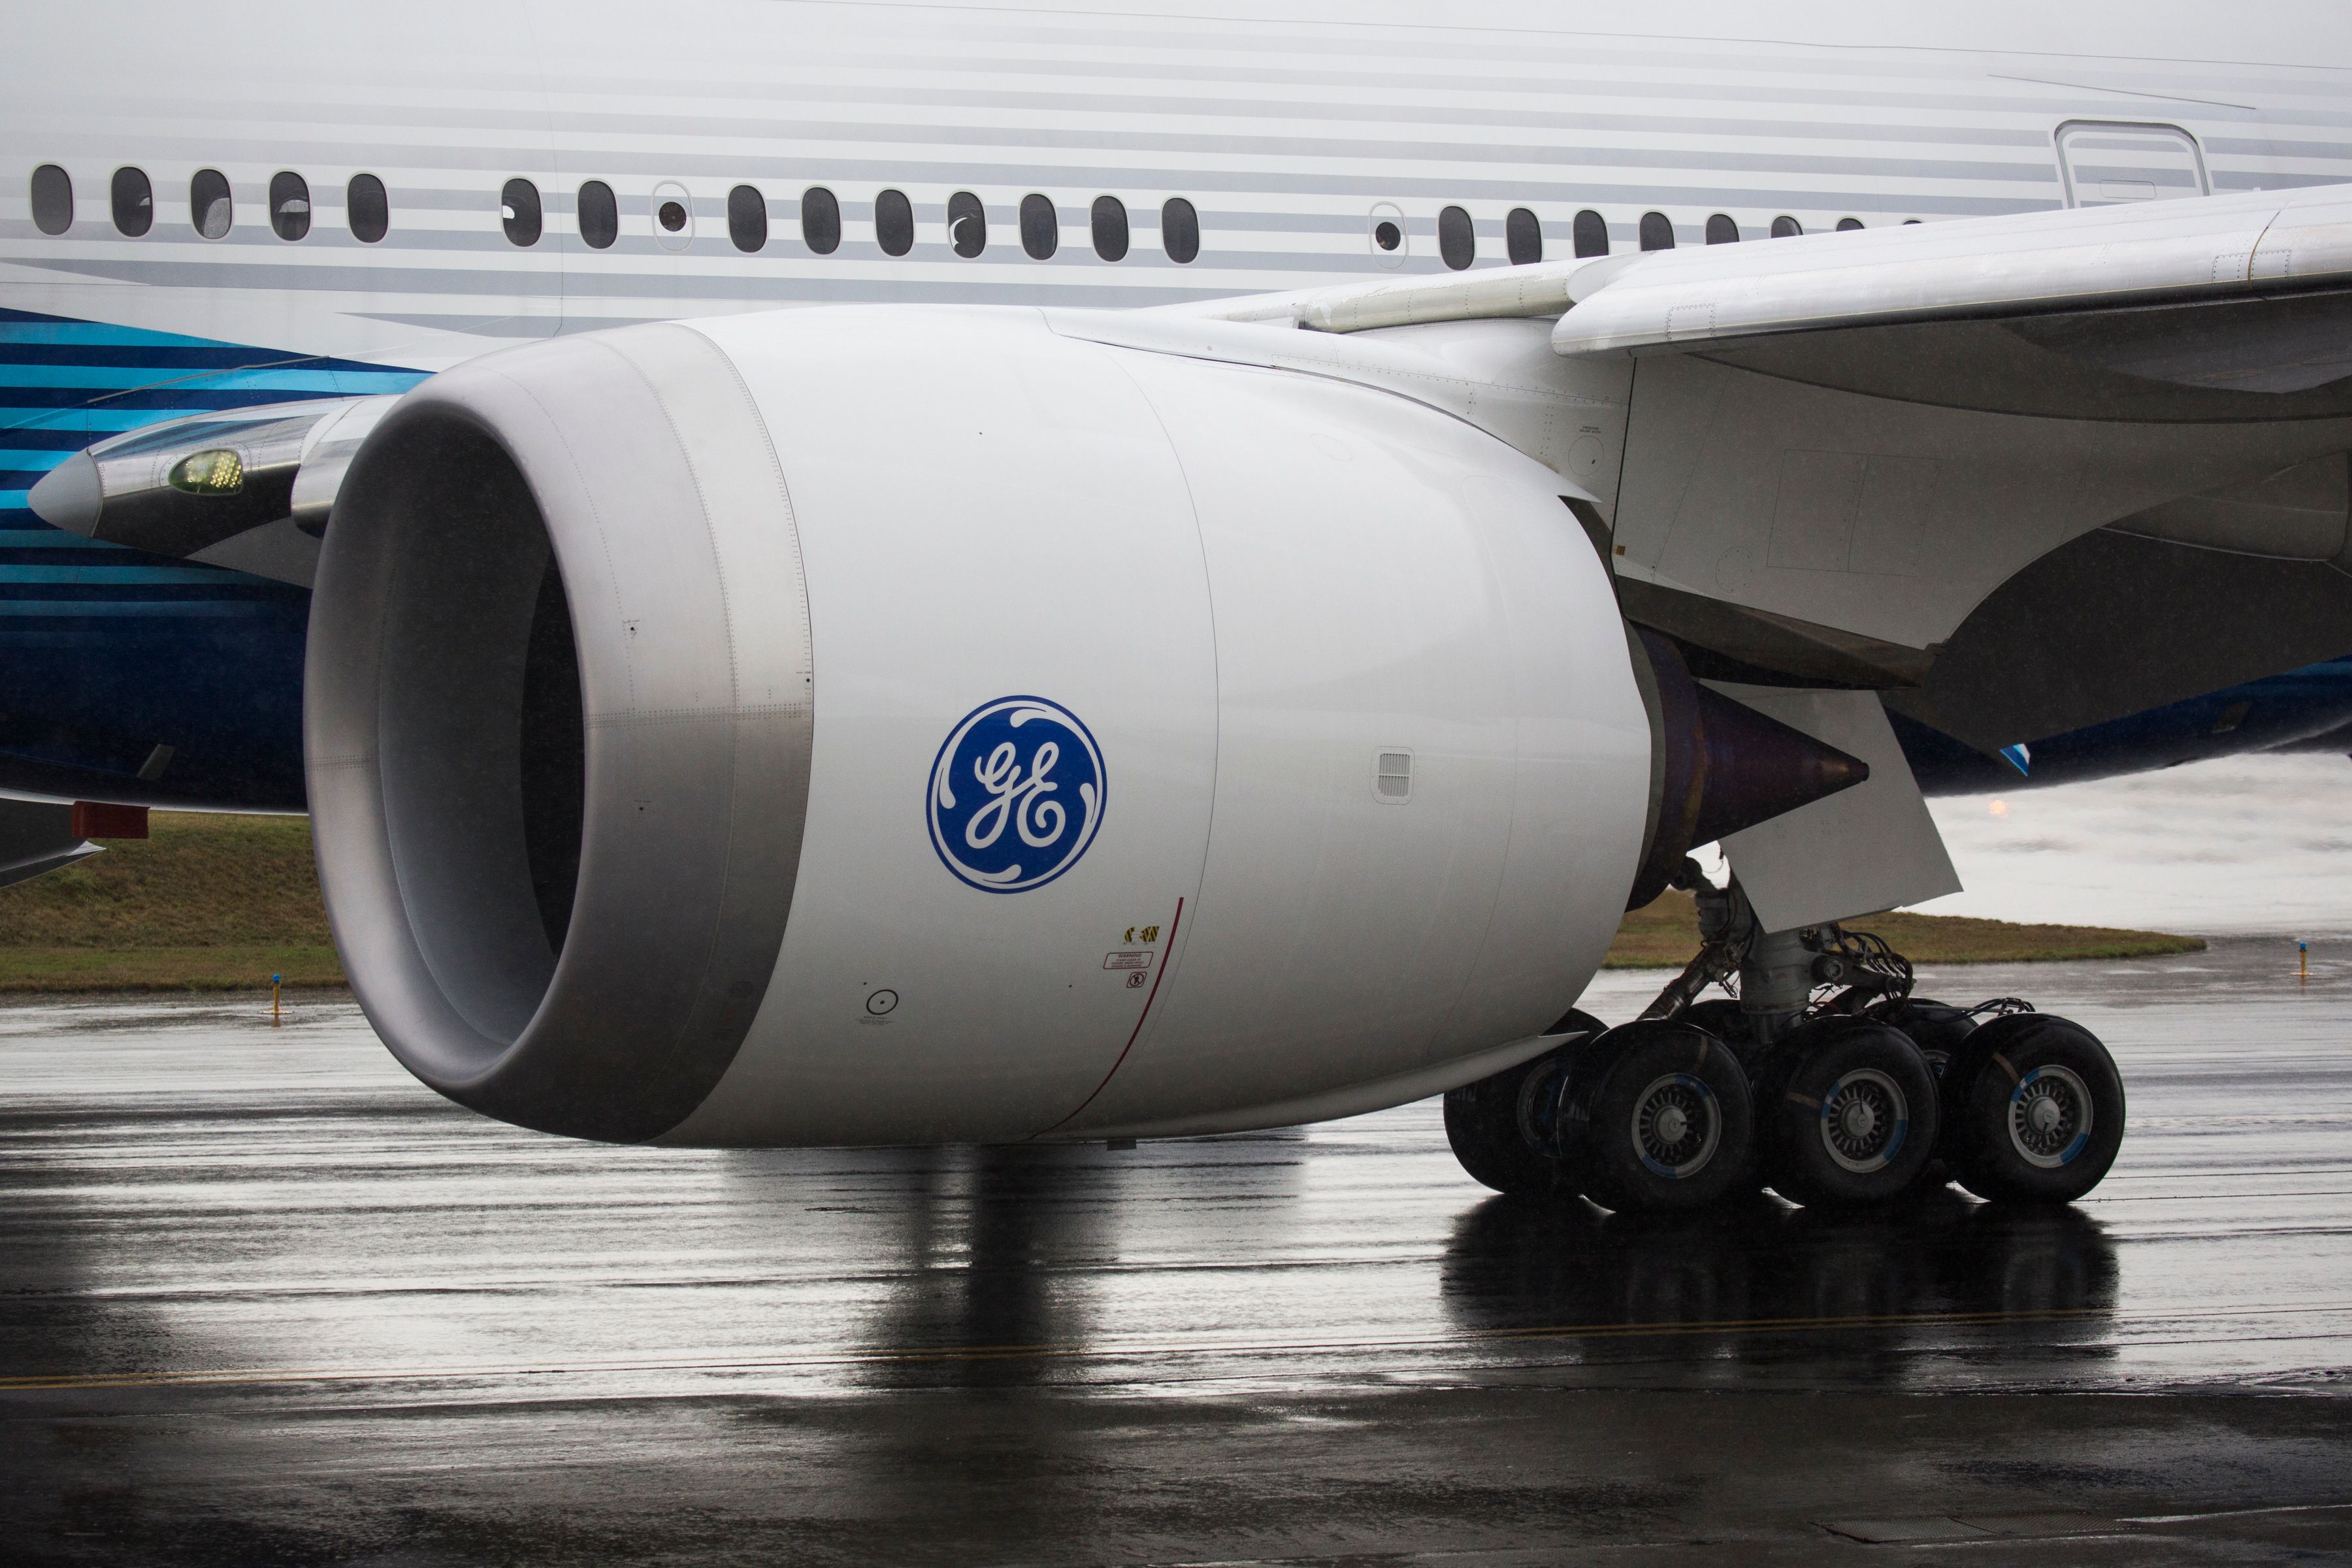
[2, 937, 2349, 1563]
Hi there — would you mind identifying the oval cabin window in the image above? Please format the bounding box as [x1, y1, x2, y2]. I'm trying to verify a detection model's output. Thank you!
[576, 181, 617, 249]
[947, 191, 986, 257]
[1572, 209, 1609, 258]
[29, 164, 71, 235]
[1091, 195, 1128, 261]
[1638, 212, 1674, 251]
[1770, 215, 1803, 238]
[1437, 205, 1474, 270]
[110, 167, 152, 237]
[1505, 207, 1541, 265]
[1161, 197, 1200, 263]
[875, 189, 913, 256]
[501, 178, 542, 246]
[1705, 214, 1739, 244]
[728, 184, 767, 252]
[269, 171, 310, 241]
[1019, 193, 1057, 260]
[800, 186, 840, 255]
[348, 174, 388, 243]
[190, 169, 231, 239]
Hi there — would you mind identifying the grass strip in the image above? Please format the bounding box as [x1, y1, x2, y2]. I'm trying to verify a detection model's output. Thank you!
[1606, 889, 2204, 968]
[0, 812, 345, 992]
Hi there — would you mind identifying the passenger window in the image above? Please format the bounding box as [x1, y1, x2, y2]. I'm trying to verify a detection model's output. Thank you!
[1020, 193, 1058, 260]
[1505, 207, 1541, 265]
[347, 174, 388, 243]
[1769, 215, 1802, 238]
[1705, 214, 1738, 244]
[29, 163, 71, 235]
[501, 178, 542, 246]
[1437, 205, 1474, 270]
[800, 186, 840, 255]
[1162, 197, 1200, 263]
[1571, 209, 1608, 258]
[110, 167, 152, 237]
[1638, 212, 1674, 251]
[269, 171, 310, 241]
[576, 180, 617, 249]
[728, 184, 767, 253]
[947, 191, 986, 257]
[1837, 217, 1864, 231]
[651, 180, 693, 247]
[191, 169, 231, 239]
[875, 188, 913, 255]
[1091, 195, 1128, 261]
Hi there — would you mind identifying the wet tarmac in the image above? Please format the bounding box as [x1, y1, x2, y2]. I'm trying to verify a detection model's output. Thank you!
[4, 938, 2351, 1564]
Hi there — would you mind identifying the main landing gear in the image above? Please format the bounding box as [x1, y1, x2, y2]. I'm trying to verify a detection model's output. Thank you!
[1444, 863, 2126, 1215]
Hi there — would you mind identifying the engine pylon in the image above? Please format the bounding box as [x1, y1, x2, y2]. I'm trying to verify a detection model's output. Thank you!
[1624, 627, 1870, 910]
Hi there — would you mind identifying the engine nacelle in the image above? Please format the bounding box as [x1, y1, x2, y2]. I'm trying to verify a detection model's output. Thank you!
[307, 308, 1654, 1145]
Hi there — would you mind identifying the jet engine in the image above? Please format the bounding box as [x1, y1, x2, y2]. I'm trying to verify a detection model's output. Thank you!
[307, 307, 1852, 1147]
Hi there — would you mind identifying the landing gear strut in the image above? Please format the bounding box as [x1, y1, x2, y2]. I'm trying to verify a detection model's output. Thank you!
[1446, 860, 2126, 1215]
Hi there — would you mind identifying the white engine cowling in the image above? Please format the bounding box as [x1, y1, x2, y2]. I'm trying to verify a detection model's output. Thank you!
[306, 308, 1652, 1145]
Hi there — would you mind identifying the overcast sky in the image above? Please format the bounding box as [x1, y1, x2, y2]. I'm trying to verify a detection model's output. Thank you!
[1906, 752, 2352, 938]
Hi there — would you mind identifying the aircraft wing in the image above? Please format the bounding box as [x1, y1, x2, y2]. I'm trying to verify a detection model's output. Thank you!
[1545, 186, 2352, 390]
[1262, 182, 2351, 378]
[1179, 186, 2352, 759]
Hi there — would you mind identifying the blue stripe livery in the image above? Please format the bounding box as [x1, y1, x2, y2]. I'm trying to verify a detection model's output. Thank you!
[0, 308, 427, 809]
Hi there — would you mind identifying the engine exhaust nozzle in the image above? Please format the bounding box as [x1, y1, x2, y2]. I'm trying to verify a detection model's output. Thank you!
[1625, 627, 1869, 910]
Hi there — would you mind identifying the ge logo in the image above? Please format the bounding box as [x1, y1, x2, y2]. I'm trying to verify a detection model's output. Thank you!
[928, 696, 1105, 893]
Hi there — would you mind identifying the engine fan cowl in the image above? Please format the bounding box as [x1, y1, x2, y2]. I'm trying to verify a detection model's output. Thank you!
[306, 325, 813, 1142]
[310, 307, 1656, 1147]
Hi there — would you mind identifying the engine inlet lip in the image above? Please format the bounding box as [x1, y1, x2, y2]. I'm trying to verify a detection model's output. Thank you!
[305, 326, 815, 1142]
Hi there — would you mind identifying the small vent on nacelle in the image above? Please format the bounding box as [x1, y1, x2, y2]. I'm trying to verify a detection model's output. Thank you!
[1376, 750, 1413, 802]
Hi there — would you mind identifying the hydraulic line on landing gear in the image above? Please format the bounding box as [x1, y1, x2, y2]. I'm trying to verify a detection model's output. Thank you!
[1637, 857, 2017, 1047]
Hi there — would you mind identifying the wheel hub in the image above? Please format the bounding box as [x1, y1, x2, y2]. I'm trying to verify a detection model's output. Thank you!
[2008, 1065, 2093, 1168]
[1819, 1068, 1908, 1174]
[1632, 1073, 1721, 1179]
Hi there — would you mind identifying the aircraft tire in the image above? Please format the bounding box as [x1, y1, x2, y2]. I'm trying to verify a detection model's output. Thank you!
[1947, 1014, 2125, 1205]
[1761, 1018, 1940, 1210]
[1564, 1021, 1754, 1214]
[1442, 1010, 1599, 1198]
[1887, 998, 1976, 1199]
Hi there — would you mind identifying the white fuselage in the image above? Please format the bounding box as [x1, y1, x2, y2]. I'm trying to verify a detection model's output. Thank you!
[7, 2, 2352, 372]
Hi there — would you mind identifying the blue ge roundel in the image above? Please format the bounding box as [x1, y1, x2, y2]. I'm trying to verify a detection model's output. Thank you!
[927, 696, 1106, 893]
